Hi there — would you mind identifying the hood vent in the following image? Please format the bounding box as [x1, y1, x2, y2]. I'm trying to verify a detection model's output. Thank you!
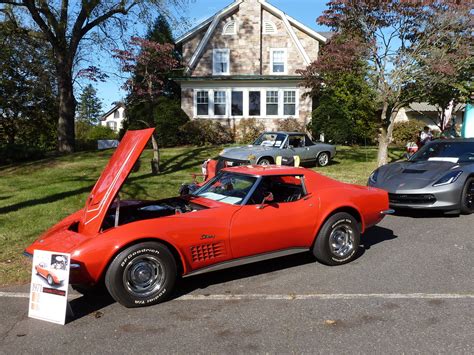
[402, 169, 427, 174]
[191, 242, 226, 262]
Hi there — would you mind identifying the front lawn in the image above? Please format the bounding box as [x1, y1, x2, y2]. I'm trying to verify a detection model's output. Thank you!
[0, 145, 403, 286]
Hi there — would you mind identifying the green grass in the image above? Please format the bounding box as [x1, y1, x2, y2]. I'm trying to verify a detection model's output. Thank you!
[0, 145, 403, 286]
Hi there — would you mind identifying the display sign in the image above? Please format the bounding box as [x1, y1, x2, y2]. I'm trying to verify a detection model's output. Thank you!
[28, 250, 70, 325]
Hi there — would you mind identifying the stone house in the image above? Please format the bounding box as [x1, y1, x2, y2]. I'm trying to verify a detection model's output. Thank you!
[100, 102, 126, 132]
[175, 0, 328, 132]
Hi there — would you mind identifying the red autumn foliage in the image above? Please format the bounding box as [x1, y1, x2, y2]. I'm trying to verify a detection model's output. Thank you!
[114, 37, 179, 100]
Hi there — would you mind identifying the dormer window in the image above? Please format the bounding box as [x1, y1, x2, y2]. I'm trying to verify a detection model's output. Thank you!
[263, 20, 277, 35]
[213, 49, 230, 75]
[223, 20, 237, 35]
[270, 49, 287, 74]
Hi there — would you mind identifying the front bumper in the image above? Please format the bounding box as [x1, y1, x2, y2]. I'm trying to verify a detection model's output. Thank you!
[386, 186, 462, 211]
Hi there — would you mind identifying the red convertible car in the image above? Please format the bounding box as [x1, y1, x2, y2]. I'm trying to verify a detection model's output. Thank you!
[25, 129, 391, 308]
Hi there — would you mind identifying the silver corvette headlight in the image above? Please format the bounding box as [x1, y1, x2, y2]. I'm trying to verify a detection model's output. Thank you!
[433, 171, 463, 187]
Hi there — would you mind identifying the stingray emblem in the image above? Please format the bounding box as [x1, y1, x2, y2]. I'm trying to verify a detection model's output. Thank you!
[399, 183, 406, 188]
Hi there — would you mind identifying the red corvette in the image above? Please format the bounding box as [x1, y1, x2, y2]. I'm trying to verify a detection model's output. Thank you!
[35, 263, 63, 286]
[25, 129, 391, 308]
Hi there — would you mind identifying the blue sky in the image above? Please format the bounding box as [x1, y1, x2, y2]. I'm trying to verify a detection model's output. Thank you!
[94, 0, 330, 111]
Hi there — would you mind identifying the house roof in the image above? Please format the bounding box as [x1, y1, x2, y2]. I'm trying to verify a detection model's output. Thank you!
[176, 0, 327, 73]
[176, 1, 327, 44]
[407, 102, 466, 112]
[100, 102, 125, 121]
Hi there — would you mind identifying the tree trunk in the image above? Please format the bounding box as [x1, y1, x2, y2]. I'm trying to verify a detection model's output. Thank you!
[56, 62, 76, 153]
[151, 134, 160, 175]
[377, 102, 399, 167]
[377, 101, 390, 167]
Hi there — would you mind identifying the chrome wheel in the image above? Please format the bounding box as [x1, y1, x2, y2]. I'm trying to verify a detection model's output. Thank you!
[318, 152, 329, 167]
[258, 158, 271, 166]
[329, 225, 354, 258]
[123, 255, 165, 298]
[47, 275, 53, 285]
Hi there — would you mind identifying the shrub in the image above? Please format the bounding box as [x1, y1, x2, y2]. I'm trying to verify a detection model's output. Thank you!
[236, 118, 265, 144]
[75, 121, 117, 151]
[0, 144, 46, 165]
[392, 120, 426, 146]
[152, 97, 189, 147]
[275, 117, 306, 132]
[180, 119, 233, 146]
[124, 97, 189, 147]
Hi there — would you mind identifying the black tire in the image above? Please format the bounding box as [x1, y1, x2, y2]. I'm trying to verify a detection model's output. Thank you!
[105, 241, 177, 308]
[460, 177, 474, 215]
[47, 274, 53, 285]
[312, 212, 360, 266]
[317, 152, 330, 167]
[258, 157, 273, 166]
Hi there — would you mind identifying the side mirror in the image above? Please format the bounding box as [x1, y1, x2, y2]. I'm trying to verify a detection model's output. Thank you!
[257, 192, 274, 209]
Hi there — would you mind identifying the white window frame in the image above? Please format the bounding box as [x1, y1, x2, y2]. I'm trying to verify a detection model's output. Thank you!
[213, 49, 230, 76]
[195, 90, 210, 118]
[231, 90, 244, 117]
[192, 87, 299, 119]
[213, 90, 228, 118]
[270, 48, 288, 75]
[266, 90, 279, 116]
[283, 90, 297, 116]
[223, 20, 237, 36]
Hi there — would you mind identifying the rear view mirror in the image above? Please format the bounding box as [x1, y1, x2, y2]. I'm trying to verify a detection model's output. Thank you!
[257, 192, 274, 209]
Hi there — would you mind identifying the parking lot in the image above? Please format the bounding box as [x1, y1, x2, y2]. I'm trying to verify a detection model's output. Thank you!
[1, 212, 473, 353]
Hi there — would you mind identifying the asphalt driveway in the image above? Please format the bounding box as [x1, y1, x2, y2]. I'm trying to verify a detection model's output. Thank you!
[1, 213, 473, 353]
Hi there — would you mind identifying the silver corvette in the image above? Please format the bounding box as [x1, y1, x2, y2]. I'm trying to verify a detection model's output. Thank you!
[218, 131, 336, 169]
[368, 139, 474, 214]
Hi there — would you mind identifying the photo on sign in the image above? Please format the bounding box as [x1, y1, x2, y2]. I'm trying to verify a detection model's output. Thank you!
[33, 254, 69, 288]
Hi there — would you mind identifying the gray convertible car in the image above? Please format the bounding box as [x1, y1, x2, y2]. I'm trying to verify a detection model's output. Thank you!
[218, 131, 336, 169]
[368, 139, 474, 214]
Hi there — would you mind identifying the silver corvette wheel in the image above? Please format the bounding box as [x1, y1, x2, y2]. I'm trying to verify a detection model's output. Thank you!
[461, 178, 474, 214]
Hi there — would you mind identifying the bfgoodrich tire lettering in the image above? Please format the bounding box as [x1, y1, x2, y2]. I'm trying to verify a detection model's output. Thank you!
[105, 241, 177, 308]
[312, 212, 360, 266]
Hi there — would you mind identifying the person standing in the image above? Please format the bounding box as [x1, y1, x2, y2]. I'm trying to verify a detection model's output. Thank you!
[419, 126, 433, 146]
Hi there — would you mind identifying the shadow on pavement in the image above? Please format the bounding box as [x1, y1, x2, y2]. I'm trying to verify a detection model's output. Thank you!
[67, 293, 115, 324]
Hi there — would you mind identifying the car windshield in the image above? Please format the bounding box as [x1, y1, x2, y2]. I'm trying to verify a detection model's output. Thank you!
[253, 133, 287, 147]
[410, 141, 474, 163]
[194, 172, 258, 205]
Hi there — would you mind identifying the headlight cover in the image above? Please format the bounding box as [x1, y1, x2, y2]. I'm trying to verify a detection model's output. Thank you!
[433, 171, 463, 187]
[368, 169, 379, 184]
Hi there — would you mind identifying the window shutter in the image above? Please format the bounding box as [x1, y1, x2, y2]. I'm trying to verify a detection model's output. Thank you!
[223, 20, 237, 35]
[263, 21, 277, 34]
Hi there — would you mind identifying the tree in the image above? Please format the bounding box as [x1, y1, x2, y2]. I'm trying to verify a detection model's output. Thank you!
[77, 84, 103, 124]
[410, 3, 472, 131]
[310, 73, 377, 144]
[0, 0, 187, 153]
[115, 34, 179, 173]
[299, 33, 377, 144]
[0, 17, 57, 151]
[314, 0, 472, 166]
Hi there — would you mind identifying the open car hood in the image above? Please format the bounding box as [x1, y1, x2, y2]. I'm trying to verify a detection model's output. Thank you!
[79, 128, 154, 234]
